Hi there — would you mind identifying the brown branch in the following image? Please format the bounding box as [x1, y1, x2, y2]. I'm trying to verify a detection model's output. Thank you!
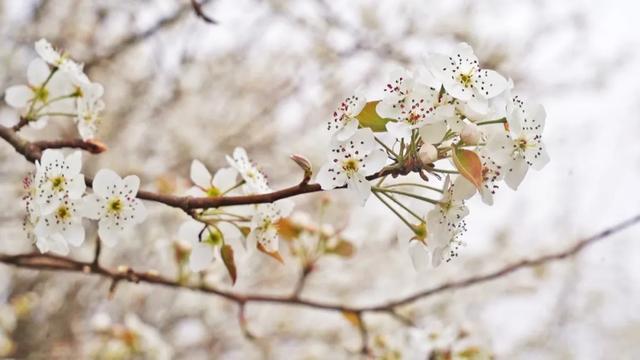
[190, 0, 217, 24]
[84, 0, 214, 70]
[0, 124, 397, 212]
[1, 213, 638, 316]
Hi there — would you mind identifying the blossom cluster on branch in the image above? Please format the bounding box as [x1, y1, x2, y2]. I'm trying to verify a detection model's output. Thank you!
[4, 39, 549, 285]
[316, 42, 549, 268]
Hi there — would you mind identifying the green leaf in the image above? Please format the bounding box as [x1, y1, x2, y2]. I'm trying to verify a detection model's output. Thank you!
[452, 147, 483, 189]
[356, 101, 392, 132]
[220, 244, 237, 285]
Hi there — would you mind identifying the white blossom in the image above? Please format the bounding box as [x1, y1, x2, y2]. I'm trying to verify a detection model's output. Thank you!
[34, 198, 85, 254]
[34, 149, 85, 214]
[328, 91, 366, 141]
[316, 128, 388, 205]
[35, 39, 67, 67]
[248, 200, 294, 252]
[425, 176, 469, 266]
[226, 147, 271, 194]
[376, 68, 415, 119]
[75, 81, 105, 140]
[188, 160, 238, 197]
[178, 220, 221, 272]
[4, 58, 73, 128]
[81, 169, 146, 246]
[453, 149, 504, 206]
[487, 96, 549, 190]
[429, 43, 507, 114]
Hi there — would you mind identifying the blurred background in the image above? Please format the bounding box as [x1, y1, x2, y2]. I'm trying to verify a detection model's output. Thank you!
[1, 0, 640, 359]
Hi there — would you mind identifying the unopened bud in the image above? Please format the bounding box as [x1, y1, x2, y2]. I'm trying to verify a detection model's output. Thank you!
[418, 143, 438, 165]
[290, 154, 312, 183]
[461, 122, 482, 145]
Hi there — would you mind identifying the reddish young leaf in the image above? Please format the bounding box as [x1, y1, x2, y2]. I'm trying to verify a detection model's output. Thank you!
[452, 147, 483, 189]
[220, 244, 237, 285]
[257, 243, 284, 264]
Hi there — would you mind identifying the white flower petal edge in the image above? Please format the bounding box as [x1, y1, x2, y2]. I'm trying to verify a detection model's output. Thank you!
[81, 169, 146, 247]
[315, 128, 387, 206]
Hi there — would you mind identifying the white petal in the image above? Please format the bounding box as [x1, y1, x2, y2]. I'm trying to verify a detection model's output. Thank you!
[93, 169, 122, 197]
[443, 82, 472, 101]
[466, 94, 489, 114]
[122, 175, 141, 195]
[128, 199, 146, 224]
[185, 186, 206, 197]
[530, 144, 550, 171]
[4, 85, 32, 108]
[504, 158, 529, 190]
[385, 121, 412, 140]
[334, 119, 359, 142]
[275, 199, 295, 217]
[408, 241, 429, 271]
[474, 69, 507, 99]
[212, 167, 238, 192]
[258, 227, 279, 252]
[63, 222, 85, 247]
[27, 59, 50, 86]
[376, 94, 403, 119]
[37, 234, 69, 255]
[347, 128, 377, 153]
[452, 176, 476, 201]
[80, 194, 104, 219]
[316, 163, 347, 190]
[189, 243, 215, 272]
[361, 149, 387, 176]
[98, 218, 120, 247]
[179, 220, 205, 244]
[347, 173, 371, 206]
[419, 121, 448, 144]
[65, 151, 83, 175]
[190, 160, 212, 189]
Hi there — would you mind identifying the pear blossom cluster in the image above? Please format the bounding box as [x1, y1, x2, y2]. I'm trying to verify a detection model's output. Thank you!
[23, 149, 146, 255]
[4, 39, 104, 139]
[177, 148, 293, 273]
[317, 42, 549, 268]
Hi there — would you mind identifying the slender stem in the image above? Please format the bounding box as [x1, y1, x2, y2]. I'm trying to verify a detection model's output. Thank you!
[375, 187, 439, 205]
[378, 191, 423, 222]
[33, 93, 77, 114]
[221, 180, 246, 195]
[36, 112, 76, 118]
[431, 168, 459, 174]
[384, 182, 443, 193]
[476, 117, 506, 126]
[372, 190, 414, 230]
[373, 192, 414, 231]
[374, 137, 398, 158]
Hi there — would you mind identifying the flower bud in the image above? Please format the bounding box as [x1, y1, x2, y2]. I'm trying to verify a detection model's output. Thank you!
[461, 122, 482, 145]
[418, 143, 438, 165]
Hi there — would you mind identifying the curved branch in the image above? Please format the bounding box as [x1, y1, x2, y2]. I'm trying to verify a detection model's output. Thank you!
[1, 213, 638, 314]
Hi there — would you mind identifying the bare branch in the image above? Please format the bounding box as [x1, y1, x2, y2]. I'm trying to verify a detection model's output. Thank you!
[1, 213, 638, 316]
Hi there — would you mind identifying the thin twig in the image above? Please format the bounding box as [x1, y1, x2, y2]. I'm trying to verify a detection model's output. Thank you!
[0, 213, 638, 315]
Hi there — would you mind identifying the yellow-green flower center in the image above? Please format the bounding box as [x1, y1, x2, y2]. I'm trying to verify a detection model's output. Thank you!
[33, 86, 49, 103]
[55, 205, 70, 220]
[206, 186, 221, 197]
[458, 73, 473, 87]
[203, 228, 223, 246]
[107, 198, 123, 214]
[342, 159, 359, 173]
[50, 176, 65, 191]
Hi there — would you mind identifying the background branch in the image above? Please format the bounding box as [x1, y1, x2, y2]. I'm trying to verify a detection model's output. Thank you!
[1, 213, 637, 315]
